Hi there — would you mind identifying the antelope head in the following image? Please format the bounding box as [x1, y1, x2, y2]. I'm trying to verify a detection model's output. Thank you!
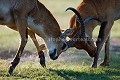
[59, 7, 102, 57]
[47, 7, 101, 60]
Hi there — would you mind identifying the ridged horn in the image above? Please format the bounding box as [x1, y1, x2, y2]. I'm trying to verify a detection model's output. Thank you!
[66, 7, 85, 37]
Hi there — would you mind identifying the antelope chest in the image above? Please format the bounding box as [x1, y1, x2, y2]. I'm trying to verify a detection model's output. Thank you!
[27, 17, 45, 38]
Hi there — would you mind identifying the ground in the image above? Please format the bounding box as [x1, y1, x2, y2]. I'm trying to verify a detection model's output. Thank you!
[0, 0, 120, 80]
[0, 40, 120, 80]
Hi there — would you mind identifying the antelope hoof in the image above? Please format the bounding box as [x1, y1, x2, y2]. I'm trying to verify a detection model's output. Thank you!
[100, 62, 109, 66]
[40, 55, 46, 68]
[8, 65, 14, 75]
[91, 64, 97, 68]
[39, 52, 46, 68]
[8, 58, 20, 74]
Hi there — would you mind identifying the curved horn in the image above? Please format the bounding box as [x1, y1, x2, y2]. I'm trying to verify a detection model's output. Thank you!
[66, 7, 84, 25]
[63, 8, 102, 49]
[84, 16, 101, 26]
[66, 7, 85, 37]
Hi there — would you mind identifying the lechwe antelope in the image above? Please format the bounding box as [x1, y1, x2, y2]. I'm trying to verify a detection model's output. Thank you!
[0, 0, 71, 74]
[63, 0, 119, 68]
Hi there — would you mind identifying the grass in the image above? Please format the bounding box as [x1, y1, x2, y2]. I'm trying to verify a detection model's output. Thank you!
[0, 51, 120, 80]
[0, 0, 120, 80]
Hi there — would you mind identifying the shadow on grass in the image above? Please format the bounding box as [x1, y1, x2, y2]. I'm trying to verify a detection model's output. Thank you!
[49, 69, 112, 80]
[49, 61, 120, 80]
[0, 51, 119, 80]
[0, 64, 119, 80]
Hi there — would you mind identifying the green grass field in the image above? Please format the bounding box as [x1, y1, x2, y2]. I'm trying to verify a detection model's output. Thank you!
[0, 51, 120, 80]
[0, 0, 120, 80]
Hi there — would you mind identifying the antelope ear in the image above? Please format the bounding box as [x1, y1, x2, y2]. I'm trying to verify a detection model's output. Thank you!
[62, 28, 74, 36]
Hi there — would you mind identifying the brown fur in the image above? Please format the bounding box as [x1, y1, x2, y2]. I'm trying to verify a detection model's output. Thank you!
[0, 0, 65, 74]
[68, 0, 120, 67]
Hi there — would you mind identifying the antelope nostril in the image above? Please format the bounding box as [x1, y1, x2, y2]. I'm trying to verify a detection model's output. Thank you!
[49, 49, 57, 60]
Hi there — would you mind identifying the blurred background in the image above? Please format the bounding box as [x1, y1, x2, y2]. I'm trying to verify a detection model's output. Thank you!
[0, 0, 120, 50]
[0, 0, 120, 79]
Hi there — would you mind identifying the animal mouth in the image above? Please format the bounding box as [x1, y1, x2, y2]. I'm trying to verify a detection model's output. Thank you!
[50, 56, 58, 60]
[49, 49, 58, 60]
[50, 54, 58, 60]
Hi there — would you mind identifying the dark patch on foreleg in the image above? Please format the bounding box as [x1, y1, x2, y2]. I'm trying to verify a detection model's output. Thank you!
[97, 21, 108, 42]
[39, 51, 46, 67]
[8, 58, 20, 74]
